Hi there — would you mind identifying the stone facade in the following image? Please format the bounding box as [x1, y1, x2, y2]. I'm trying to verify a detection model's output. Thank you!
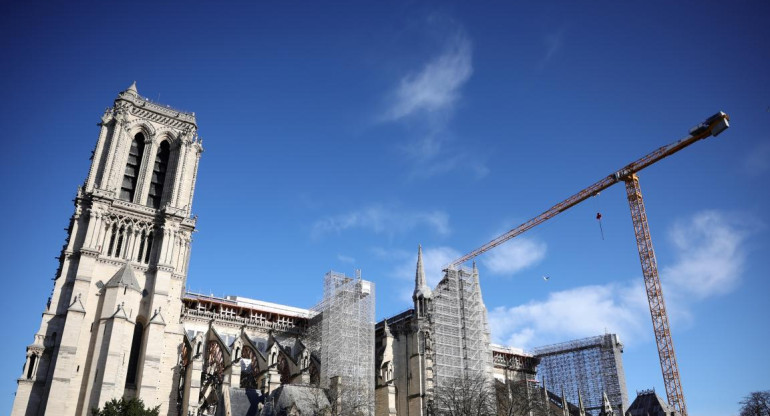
[374, 247, 497, 416]
[12, 83, 202, 416]
[10, 86, 368, 416]
[12, 85, 623, 416]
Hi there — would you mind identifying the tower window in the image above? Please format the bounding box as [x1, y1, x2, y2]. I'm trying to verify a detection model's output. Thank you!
[144, 232, 154, 264]
[26, 355, 37, 379]
[147, 141, 170, 209]
[120, 134, 145, 202]
[126, 322, 144, 387]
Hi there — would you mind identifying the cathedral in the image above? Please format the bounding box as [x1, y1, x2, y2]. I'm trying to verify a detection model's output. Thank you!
[12, 85, 624, 416]
[10, 84, 375, 416]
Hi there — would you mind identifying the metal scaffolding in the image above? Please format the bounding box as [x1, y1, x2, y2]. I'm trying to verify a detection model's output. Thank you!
[310, 271, 375, 415]
[533, 333, 629, 415]
[431, 266, 493, 388]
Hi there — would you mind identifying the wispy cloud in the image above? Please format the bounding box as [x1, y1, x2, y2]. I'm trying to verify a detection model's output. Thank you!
[662, 210, 753, 299]
[380, 18, 485, 178]
[543, 32, 563, 62]
[337, 254, 356, 264]
[537, 30, 565, 69]
[312, 205, 450, 238]
[743, 140, 770, 176]
[482, 237, 547, 276]
[488, 210, 754, 350]
[383, 32, 472, 122]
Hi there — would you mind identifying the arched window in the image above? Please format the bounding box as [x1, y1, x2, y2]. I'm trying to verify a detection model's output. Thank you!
[144, 231, 154, 264]
[147, 141, 170, 209]
[126, 322, 144, 387]
[26, 354, 37, 379]
[120, 134, 145, 202]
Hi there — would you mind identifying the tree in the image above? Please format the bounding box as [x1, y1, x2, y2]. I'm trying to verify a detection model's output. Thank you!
[91, 397, 160, 416]
[740, 391, 770, 416]
[433, 373, 497, 416]
[495, 380, 551, 416]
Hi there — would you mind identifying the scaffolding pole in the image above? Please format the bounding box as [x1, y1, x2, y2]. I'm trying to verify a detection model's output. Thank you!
[432, 267, 493, 389]
[533, 334, 628, 415]
[310, 271, 376, 415]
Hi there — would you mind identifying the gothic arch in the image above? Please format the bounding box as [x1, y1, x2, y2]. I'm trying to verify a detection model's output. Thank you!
[203, 328, 230, 385]
[176, 337, 192, 414]
[239, 345, 260, 389]
[153, 127, 181, 146]
[147, 140, 172, 209]
[124, 120, 156, 140]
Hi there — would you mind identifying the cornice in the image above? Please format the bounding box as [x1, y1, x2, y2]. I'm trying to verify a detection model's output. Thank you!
[95, 257, 150, 272]
[116, 90, 197, 128]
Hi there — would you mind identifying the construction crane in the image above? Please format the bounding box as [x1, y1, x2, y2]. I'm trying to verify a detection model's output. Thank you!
[446, 111, 730, 416]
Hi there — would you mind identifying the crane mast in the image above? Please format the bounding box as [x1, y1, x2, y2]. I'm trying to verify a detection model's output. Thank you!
[625, 173, 686, 414]
[446, 111, 730, 416]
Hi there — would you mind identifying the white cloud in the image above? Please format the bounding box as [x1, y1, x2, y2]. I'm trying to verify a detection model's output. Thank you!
[481, 237, 547, 276]
[662, 210, 752, 299]
[488, 282, 649, 351]
[384, 32, 472, 122]
[337, 254, 355, 264]
[312, 205, 450, 238]
[489, 209, 754, 351]
[379, 20, 485, 178]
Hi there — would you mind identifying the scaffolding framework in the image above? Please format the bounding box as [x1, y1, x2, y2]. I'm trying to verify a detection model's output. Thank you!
[431, 266, 492, 388]
[310, 271, 375, 415]
[533, 334, 629, 415]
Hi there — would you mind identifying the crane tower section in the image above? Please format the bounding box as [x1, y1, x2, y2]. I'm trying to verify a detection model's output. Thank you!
[624, 174, 686, 416]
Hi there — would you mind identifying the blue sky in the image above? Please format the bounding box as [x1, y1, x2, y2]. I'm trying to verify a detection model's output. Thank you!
[1, 1, 768, 415]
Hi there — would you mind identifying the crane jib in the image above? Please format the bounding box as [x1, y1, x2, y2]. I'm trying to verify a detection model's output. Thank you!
[445, 111, 729, 270]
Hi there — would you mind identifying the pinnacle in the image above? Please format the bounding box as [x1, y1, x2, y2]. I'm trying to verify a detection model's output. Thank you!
[413, 244, 432, 300]
[125, 81, 138, 95]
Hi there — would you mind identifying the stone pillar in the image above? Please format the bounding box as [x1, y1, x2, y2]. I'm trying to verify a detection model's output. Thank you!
[43, 295, 87, 416]
[137, 308, 167, 406]
[187, 336, 205, 415]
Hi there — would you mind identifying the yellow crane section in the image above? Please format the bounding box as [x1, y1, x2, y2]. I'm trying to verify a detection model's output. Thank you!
[446, 111, 730, 416]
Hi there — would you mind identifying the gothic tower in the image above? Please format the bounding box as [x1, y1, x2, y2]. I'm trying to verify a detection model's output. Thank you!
[12, 83, 203, 416]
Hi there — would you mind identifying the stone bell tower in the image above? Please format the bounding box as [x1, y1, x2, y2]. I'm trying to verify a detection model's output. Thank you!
[12, 83, 203, 416]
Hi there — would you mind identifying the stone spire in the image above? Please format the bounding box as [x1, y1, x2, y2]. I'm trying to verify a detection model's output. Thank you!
[600, 391, 614, 416]
[125, 81, 138, 96]
[413, 245, 432, 300]
[577, 389, 586, 416]
[561, 387, 569, 416]
[383, 319, 392, 338]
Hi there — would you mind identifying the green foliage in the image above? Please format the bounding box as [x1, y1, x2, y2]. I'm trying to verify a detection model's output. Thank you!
[91, 397, 160, 416]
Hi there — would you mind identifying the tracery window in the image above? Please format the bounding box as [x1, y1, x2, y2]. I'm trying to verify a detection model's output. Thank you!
[177, 342, 191, 413]
[277, 354, 291, 384]
[147, 141, 170, 209]
[120, 134, 145, 202]
[309, 360, 320, 386]
[200, 340, 225, 415]
[240, 347, 259, 389]
[203, 341, 225, 387]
